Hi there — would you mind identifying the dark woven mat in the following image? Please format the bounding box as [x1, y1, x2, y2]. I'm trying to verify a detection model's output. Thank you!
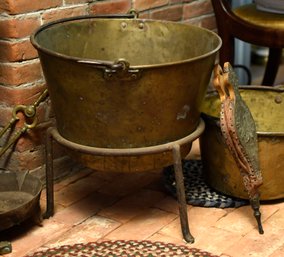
[163, 160, 248, 208]
[25, 240, 220, 257]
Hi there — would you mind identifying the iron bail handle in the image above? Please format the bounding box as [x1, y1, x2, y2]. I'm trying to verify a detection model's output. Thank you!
[88, 9, 139, 19]
[78, 58, 142, 81]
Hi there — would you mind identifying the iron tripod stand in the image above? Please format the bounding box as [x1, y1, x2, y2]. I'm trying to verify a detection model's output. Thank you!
[43, 119, 205, 243]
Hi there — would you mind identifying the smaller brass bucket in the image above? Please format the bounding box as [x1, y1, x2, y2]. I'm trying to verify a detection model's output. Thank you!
[200, 86, 284, 200]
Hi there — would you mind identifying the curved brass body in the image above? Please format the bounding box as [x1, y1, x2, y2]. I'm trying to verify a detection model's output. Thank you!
[0, 171, 42, 231]
[31, 16, 221, 151]
[200, 86, 284, 200]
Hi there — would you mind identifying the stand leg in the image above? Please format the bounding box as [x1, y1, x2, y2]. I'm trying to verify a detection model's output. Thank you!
[44, 127, 55, 218]
[250, 196, 264, 234]
[172, 144, 194, 243]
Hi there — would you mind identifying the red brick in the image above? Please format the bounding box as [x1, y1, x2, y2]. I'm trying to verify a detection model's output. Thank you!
[138, 12, 150, 19]
[0, 82, 46, 105]
[0, 16, 41, 39]
[0, 101, 52, 131]
[183, 18, 200, 26]
[184, 15, 216, 30]
[42, 6, 87, 23]
[0, 147, 44, 171]
[14, 119, 49, 152]
[201, 14, 216, 30]
[0, 61, 42, 86]
[170, 0, 182, 3]
[0, 0, 62, 15]
[89, 0, 131, 15]
[0, 106, 14, 126]
[0, 39, 38, 62]
[150, 5, 183, 21]
[0, 137, 68, 171]
[133, 0, 169, 11]
[65, 0, 90, 4]
[183, 0, 213, 20]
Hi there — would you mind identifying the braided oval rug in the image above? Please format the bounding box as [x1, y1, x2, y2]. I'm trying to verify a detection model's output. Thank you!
[163, 160, 248, 208]
[25, 240, 220, 257]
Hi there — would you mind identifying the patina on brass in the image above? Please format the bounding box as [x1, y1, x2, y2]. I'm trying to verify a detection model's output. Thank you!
[0, 89, 49, 158]
[0, 170, 42, 231]
[200, 86, 284, 201]
[30, 15, 221, 152]
[212, 63, 263, 234]
[0, 241, 12, 255]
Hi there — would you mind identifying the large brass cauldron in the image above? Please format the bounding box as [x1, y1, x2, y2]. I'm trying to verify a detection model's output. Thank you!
[31, 15, 221, 152]
[200, 86, 284, 200]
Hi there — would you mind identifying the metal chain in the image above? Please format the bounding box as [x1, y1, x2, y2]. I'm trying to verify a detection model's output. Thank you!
[0, 89, 49, 158]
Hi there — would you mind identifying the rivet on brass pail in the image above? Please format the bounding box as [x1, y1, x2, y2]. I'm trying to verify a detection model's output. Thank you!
[274, 95, 282, 104]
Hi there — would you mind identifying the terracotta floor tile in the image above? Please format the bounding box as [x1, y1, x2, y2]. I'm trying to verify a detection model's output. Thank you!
[154, 196, 180, 214]
[97, 170, 162, 196]
[222, 206, 284, 257]
[52, 168, 94, 191]
[52, 174, 107, 207]
[44, 215, 121, 248]
[187, 207, 228, 228]
[160, 206, 228, 239]
[98, 189, 166, 223]
[269, 243, 284, 257]
[90, 170, 122, 181]
[222, 229, 284, 257]
[147, 232, 187, 246]
[39, 197, 65, 214]
[3, 219, 70, 257]
[191, 227, 242, 255]
[215, 203, 280, 236]
[150, 225, 240, 256]
[52, 191, 118, 225]
[104, 208, 177, 240]
[2, 155, 283, 257]
[264, 205, 284, 230]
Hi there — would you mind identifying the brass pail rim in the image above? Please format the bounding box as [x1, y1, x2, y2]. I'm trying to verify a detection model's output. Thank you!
[202, 85, 284, 137]
[30, 15, 222, 69]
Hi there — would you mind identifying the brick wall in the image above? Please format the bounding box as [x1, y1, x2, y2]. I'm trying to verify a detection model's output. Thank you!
[0, 0, 216, 178]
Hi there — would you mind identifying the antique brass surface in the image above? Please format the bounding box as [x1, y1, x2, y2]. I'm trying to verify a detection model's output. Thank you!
[0, 241, 12, 255]
[31, 16, 221, 149]
[234, 4, 284, 30]
[200, 86, 284, 200]
[212, 63, 263, 234]
[0, 89, 49, 158]
[0, 171, 42, 232]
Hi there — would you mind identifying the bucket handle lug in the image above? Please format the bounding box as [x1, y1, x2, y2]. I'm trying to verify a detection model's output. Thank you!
[78, 58, 142, 81]
[104, 59, 141, 81]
